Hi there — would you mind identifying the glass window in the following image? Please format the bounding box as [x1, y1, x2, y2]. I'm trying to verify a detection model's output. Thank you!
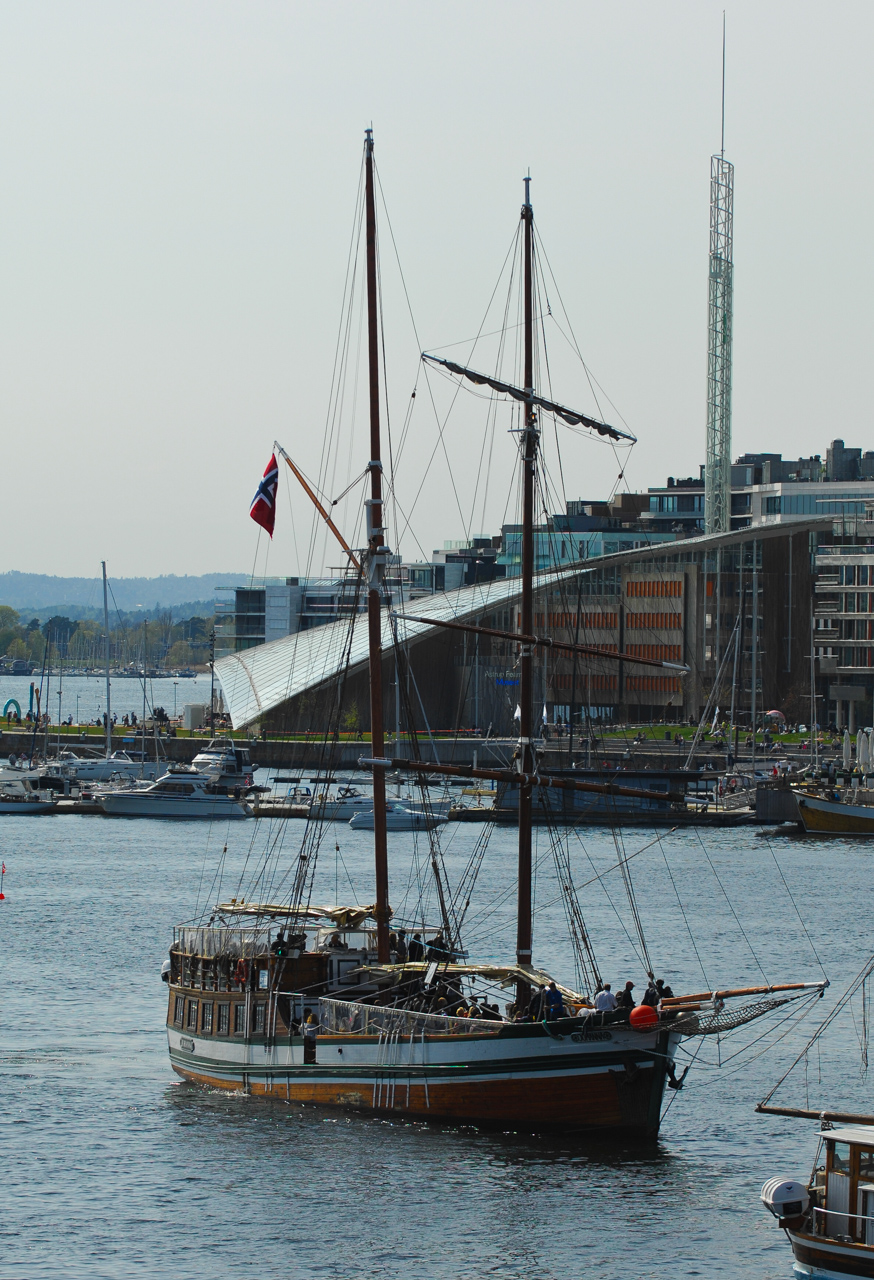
[186, 999, 198, 1030]
[831, 1142, 851, 1172]
[859, 1149, 874, 1181]
[217, 1003, 230, 1035]
[202, 1002, 214, 1035]
[233, 1004, 246, 1035]
[254, 1004, 266, 1034]
[173, 995, 184, 1025]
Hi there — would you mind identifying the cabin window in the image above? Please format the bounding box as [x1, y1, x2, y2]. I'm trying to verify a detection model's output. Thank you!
[253, 1004, 266, 1034]
[186, 999, 198, 1030]
[217, 1003, 230, 1035]
[173, 995, 184, 1025]
[859, 1149, 874, 1181]
[233, 1004, 246, 1035]
[202, 1002, 214, 1034]
[831, 1142, 851, 1173]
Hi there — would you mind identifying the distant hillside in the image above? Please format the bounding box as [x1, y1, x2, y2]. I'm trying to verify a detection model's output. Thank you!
[0, 572, 245, 613]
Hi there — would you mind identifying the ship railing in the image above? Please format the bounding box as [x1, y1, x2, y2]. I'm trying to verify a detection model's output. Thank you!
[173, 925, 277, 958]
[319, 996, 503, 1038]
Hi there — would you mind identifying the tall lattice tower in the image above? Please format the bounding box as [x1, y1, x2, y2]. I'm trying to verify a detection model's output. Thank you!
[705, 153, 734, 535]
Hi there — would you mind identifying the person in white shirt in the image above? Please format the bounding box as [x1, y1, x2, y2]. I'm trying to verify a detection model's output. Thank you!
[594, 983, 618, 1012]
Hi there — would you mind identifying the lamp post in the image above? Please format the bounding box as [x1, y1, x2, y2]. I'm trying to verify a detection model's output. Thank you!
[209, 629, 216, 736]
[173, 680, 178, 720]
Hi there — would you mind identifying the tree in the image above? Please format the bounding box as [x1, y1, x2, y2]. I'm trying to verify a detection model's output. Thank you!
[41, 615, 78, 656]
[0, 605, 19, 629]
[166, 640, 194, 667]
[6, 638, 26, 660]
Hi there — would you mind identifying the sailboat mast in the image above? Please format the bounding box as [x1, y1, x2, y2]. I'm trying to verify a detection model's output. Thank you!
[364, 128, 391, 965]
[102, 561, 112, 760]
[516, 178, 538, 980]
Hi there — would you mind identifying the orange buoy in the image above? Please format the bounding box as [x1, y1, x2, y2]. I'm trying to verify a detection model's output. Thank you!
[630, 1004, 658, 1029]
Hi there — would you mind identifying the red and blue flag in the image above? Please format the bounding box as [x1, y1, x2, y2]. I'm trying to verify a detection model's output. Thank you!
[249, 453, 279, 538]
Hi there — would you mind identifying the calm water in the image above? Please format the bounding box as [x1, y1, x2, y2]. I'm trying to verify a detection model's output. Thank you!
[1, 804, 869, 1279]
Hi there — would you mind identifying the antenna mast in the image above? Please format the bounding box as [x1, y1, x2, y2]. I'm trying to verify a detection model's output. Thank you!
[705, 16, 734, 536]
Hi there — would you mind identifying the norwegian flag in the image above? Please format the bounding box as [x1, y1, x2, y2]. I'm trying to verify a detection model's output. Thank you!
[249, 453, 279, 538]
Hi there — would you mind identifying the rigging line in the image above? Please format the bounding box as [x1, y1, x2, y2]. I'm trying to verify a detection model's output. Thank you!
[693, 826, 771, 985]
[763, 837, 828, 979]
[654, 830, 711, 989]
[611, 822, 654, 976]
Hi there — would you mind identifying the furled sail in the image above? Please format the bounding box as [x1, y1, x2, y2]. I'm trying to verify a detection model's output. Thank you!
[421, 353, 636, 442]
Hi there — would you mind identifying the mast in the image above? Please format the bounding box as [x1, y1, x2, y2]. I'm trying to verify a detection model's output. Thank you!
[516, 177, 538, 986]
[364, 128, 391, 964]
[102, 561, 111, 760]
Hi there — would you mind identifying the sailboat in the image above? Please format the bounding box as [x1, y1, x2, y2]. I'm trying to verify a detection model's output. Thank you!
[163, 130, 825, 1137]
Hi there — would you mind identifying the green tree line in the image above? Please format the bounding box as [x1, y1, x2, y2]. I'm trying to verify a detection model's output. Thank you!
[0, 606, 216, 670]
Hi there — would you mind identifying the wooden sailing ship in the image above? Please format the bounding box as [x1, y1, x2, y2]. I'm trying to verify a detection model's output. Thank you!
[165, 130, 825, 1137]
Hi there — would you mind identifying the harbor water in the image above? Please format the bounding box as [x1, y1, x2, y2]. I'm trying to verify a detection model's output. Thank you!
[1, 806, 866, 1279]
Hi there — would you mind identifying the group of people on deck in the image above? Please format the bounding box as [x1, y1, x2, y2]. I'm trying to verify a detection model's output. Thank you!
[593, 974, 674, 1013]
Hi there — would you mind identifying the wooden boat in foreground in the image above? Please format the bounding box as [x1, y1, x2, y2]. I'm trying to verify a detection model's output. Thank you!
[797, 791, 874, 835]
[762, 1119, 874, 1277]
[166, 130, 825, 1138]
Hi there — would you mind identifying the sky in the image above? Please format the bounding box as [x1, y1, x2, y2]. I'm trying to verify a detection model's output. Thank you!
[1, 1, 871, 578]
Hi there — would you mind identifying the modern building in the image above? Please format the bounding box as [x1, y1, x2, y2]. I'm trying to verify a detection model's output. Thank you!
[643, 441, 874, 538]
[215, 520, 826, 735]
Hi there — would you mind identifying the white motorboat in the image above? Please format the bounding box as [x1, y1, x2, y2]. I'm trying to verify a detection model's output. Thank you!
[99, 768, 251, 819]
[349, 803, 448, 831]
[54, 748, 161, 782]
[0, 787, 56, 814]
[190, 738, 260, 792]
[307, 786, 374, 821]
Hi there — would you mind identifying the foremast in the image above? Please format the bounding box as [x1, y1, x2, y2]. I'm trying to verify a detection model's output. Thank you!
[516, 178, 538, 987]
[364, 128, 391, 964]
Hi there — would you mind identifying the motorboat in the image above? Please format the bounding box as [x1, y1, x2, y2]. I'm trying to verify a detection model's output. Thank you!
[190, 739, 261, 793]
[307, 786, 374, 822]
[349, 803, 448, 831]
[99, 768, 251, 819]
[0, 779, 56, 814]
[53, 747, 161, 782]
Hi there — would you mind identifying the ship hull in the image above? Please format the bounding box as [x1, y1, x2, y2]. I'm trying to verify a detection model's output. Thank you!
[166, 1021, 674, 1135]
[797, 795, 874, 835]
[788, 1226, 874, 1277]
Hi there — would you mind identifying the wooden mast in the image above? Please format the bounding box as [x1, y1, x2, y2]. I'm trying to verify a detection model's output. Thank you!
[364, 128, 391, 964]
[516, 178, 537, 987]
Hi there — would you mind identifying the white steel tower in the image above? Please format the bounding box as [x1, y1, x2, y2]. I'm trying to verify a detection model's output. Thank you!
[705, 152, 734, 535]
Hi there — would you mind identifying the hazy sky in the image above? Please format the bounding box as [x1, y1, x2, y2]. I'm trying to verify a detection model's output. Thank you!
[2, 1, 871, 578]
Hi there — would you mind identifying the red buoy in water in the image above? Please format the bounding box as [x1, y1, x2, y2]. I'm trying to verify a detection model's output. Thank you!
[630, 1004, 658, 1029]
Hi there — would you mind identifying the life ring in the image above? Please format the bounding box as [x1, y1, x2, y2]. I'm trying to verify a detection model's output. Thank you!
[234, 958, 249, 985]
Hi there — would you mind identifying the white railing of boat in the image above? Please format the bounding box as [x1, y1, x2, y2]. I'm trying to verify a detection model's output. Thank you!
[319, 996, 503, 1038]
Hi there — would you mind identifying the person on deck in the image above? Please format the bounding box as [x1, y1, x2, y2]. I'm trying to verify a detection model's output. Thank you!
[395, 929, 408, 963]
[655, 978, 674, 1001]
[303, 1011, 318, 1064]
[408, 933, 424, 963]
[617, 981, 635, 1009]
[594, 983, 618, 1012]
[543, 982, 565, 1020]
[426, 932, 446, 961]
[640, 976, 659, 1008]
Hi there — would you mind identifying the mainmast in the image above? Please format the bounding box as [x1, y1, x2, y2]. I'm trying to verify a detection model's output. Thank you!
[364, 128, 391, 964]
[516, 177, 538, 985]
[102, 561, 112, 760]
